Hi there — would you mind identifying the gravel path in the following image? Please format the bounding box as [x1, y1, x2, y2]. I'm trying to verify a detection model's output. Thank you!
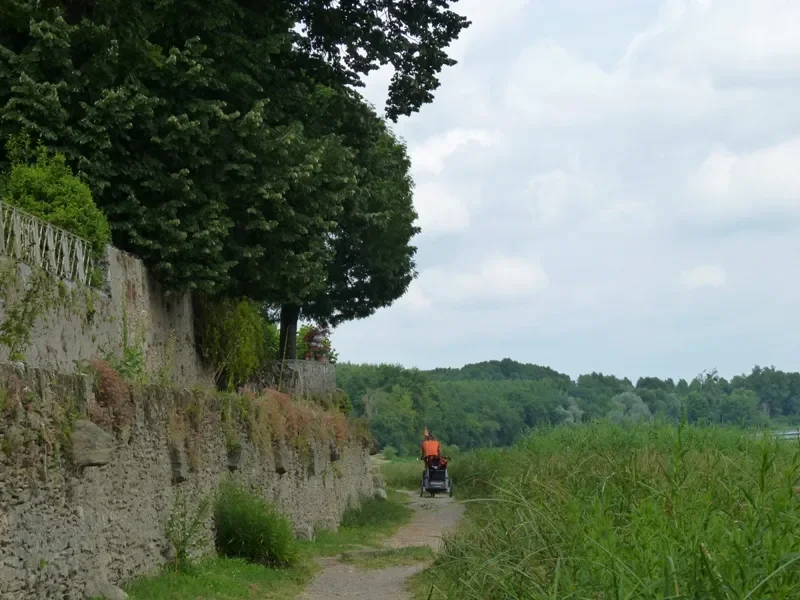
[298, 491, 464, 600]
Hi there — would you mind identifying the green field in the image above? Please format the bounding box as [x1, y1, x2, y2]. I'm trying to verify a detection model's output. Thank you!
[412, 423, 800, 600]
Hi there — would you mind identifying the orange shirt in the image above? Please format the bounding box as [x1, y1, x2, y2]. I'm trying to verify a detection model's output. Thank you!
[421, 439, 441, 458]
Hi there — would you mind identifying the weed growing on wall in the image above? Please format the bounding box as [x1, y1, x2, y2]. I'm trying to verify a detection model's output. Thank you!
[0, 258, 102, 362]
[87, 359, 132, 431]
[166, 491, 212, 572]
[0, 370, 80, 476]
[0, 265, 61, 361]
[106, 302, 147, 383]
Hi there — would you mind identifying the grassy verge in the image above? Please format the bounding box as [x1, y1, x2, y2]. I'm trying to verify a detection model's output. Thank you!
[310, 489, 413, 556]
[126, 490, 412, 600]
[125, 557, 313, 600]
[411, 423, 800, 600]
[341, 546, 434, 570]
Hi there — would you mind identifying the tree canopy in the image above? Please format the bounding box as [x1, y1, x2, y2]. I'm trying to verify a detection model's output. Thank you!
[0, 0, 464, 357]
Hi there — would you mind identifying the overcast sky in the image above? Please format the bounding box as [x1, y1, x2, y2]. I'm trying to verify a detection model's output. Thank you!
[332, 0, 800, 382]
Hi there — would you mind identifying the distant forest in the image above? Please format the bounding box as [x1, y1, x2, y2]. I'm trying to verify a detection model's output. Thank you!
[336, 359, 800, 455]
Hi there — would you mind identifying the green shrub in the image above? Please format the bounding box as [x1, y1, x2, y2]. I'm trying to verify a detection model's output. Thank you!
[214, 481, 297, 567]
[332, 389, 352, 415]
[195, 298, 277, 389]
[382, 446, 398, 460]
[2, 134, 110, 255]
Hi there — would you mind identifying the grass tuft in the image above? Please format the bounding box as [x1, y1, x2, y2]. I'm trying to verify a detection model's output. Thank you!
[125, 556, 314, 600]
[341, 546, 434, 570]
[381, 460, 423, 490]
[214, 480, 298, 567]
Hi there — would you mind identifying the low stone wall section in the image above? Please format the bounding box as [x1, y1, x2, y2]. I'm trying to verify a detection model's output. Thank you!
[250, 360, 337, 398]
[0, 363, 372, 600]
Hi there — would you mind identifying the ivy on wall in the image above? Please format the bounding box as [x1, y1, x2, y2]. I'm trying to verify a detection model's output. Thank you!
[0, 262, 70, 361]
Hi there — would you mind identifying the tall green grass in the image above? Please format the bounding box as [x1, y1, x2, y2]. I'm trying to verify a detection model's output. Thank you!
[416, 423, 800, 599]
[214, 481, 298, 567]
[382, 460, 423, 490]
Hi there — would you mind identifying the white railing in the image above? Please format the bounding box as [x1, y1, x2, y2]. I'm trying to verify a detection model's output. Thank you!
[0, 200, 95, 285]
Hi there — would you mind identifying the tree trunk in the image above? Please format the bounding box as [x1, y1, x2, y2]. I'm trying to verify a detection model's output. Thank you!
[279, 303, 300, 360]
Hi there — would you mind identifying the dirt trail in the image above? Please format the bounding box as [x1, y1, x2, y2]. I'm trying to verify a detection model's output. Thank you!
[298, 491, 464, 600]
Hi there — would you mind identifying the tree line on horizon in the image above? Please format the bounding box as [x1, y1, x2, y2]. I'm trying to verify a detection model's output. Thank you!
[336, 358, 800, 455]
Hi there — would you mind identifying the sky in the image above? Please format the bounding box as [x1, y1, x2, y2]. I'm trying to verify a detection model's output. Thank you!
[332, 0, 800, 382]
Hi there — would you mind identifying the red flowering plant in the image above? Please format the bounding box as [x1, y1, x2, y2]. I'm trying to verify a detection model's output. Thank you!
[298, 325, 337, 363]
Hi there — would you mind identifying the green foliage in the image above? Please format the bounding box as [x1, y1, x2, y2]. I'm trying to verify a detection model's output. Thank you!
[420, 424, 800, 600]
[302, 106, 419, 330]
[165, 492, 212, 572]
[105, 303, 147, 383]
[340, 496, 412, 530]
[332, 389, 352, 415]
[214, 480, 298, 567]
[195, 298, 277, 389]
[0, 266, 62, 361]
[382, 446, 398, 460]
[296, 324, 338, 363]
[2, 135, 110, 255]
[338, 359, 799, 454]
[125, 556, 314, 600]
[0, 0, 464, 303]
[380, 461, 422, 490]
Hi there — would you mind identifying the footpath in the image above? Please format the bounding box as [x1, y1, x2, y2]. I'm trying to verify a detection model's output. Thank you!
[298, 491, 464, 600]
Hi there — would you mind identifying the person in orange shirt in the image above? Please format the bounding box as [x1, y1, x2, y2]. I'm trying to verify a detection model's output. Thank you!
[421, 429, 441, 465]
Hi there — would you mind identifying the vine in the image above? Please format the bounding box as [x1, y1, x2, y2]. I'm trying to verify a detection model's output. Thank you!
[0, 263, 65, 361]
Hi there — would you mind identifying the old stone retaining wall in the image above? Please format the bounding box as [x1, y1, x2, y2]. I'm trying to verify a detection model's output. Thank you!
[250, 360, 338, 398]
[0, 363, 373, 600]
[0, 247, 210, 386]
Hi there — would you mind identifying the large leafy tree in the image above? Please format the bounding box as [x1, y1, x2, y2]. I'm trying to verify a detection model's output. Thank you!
[269, 88, 419, 358]
[0, 0, 469, 295]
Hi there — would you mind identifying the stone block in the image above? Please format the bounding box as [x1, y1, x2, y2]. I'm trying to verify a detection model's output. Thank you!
[294, 524, 315, 541]
[273, 442, 291, 475]
[169, 444, 188, 484]
[71, 420, 114, 467]
[84, 577, 128, 600]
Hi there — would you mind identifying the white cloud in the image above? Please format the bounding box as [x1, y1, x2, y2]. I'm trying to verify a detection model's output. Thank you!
[411, 129, 501, 176]
[396, 283, 433, 312]
[413, 182, 472, 236]
[523, 158, 654, 232]
[447, 0, 533, 63]
[335, 0, 800, 379]
[419, 255, 549, 306]
[679, 265, 727, 289]
[621, 0, 800, 83]
[505, 41, 718, 130]
[686, 138, 800, 226]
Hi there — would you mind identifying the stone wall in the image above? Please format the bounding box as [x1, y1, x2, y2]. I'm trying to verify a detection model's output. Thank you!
[250, 360, 338, 398]
[0, 363, 373, 600]
[0, 246, 210, 386]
